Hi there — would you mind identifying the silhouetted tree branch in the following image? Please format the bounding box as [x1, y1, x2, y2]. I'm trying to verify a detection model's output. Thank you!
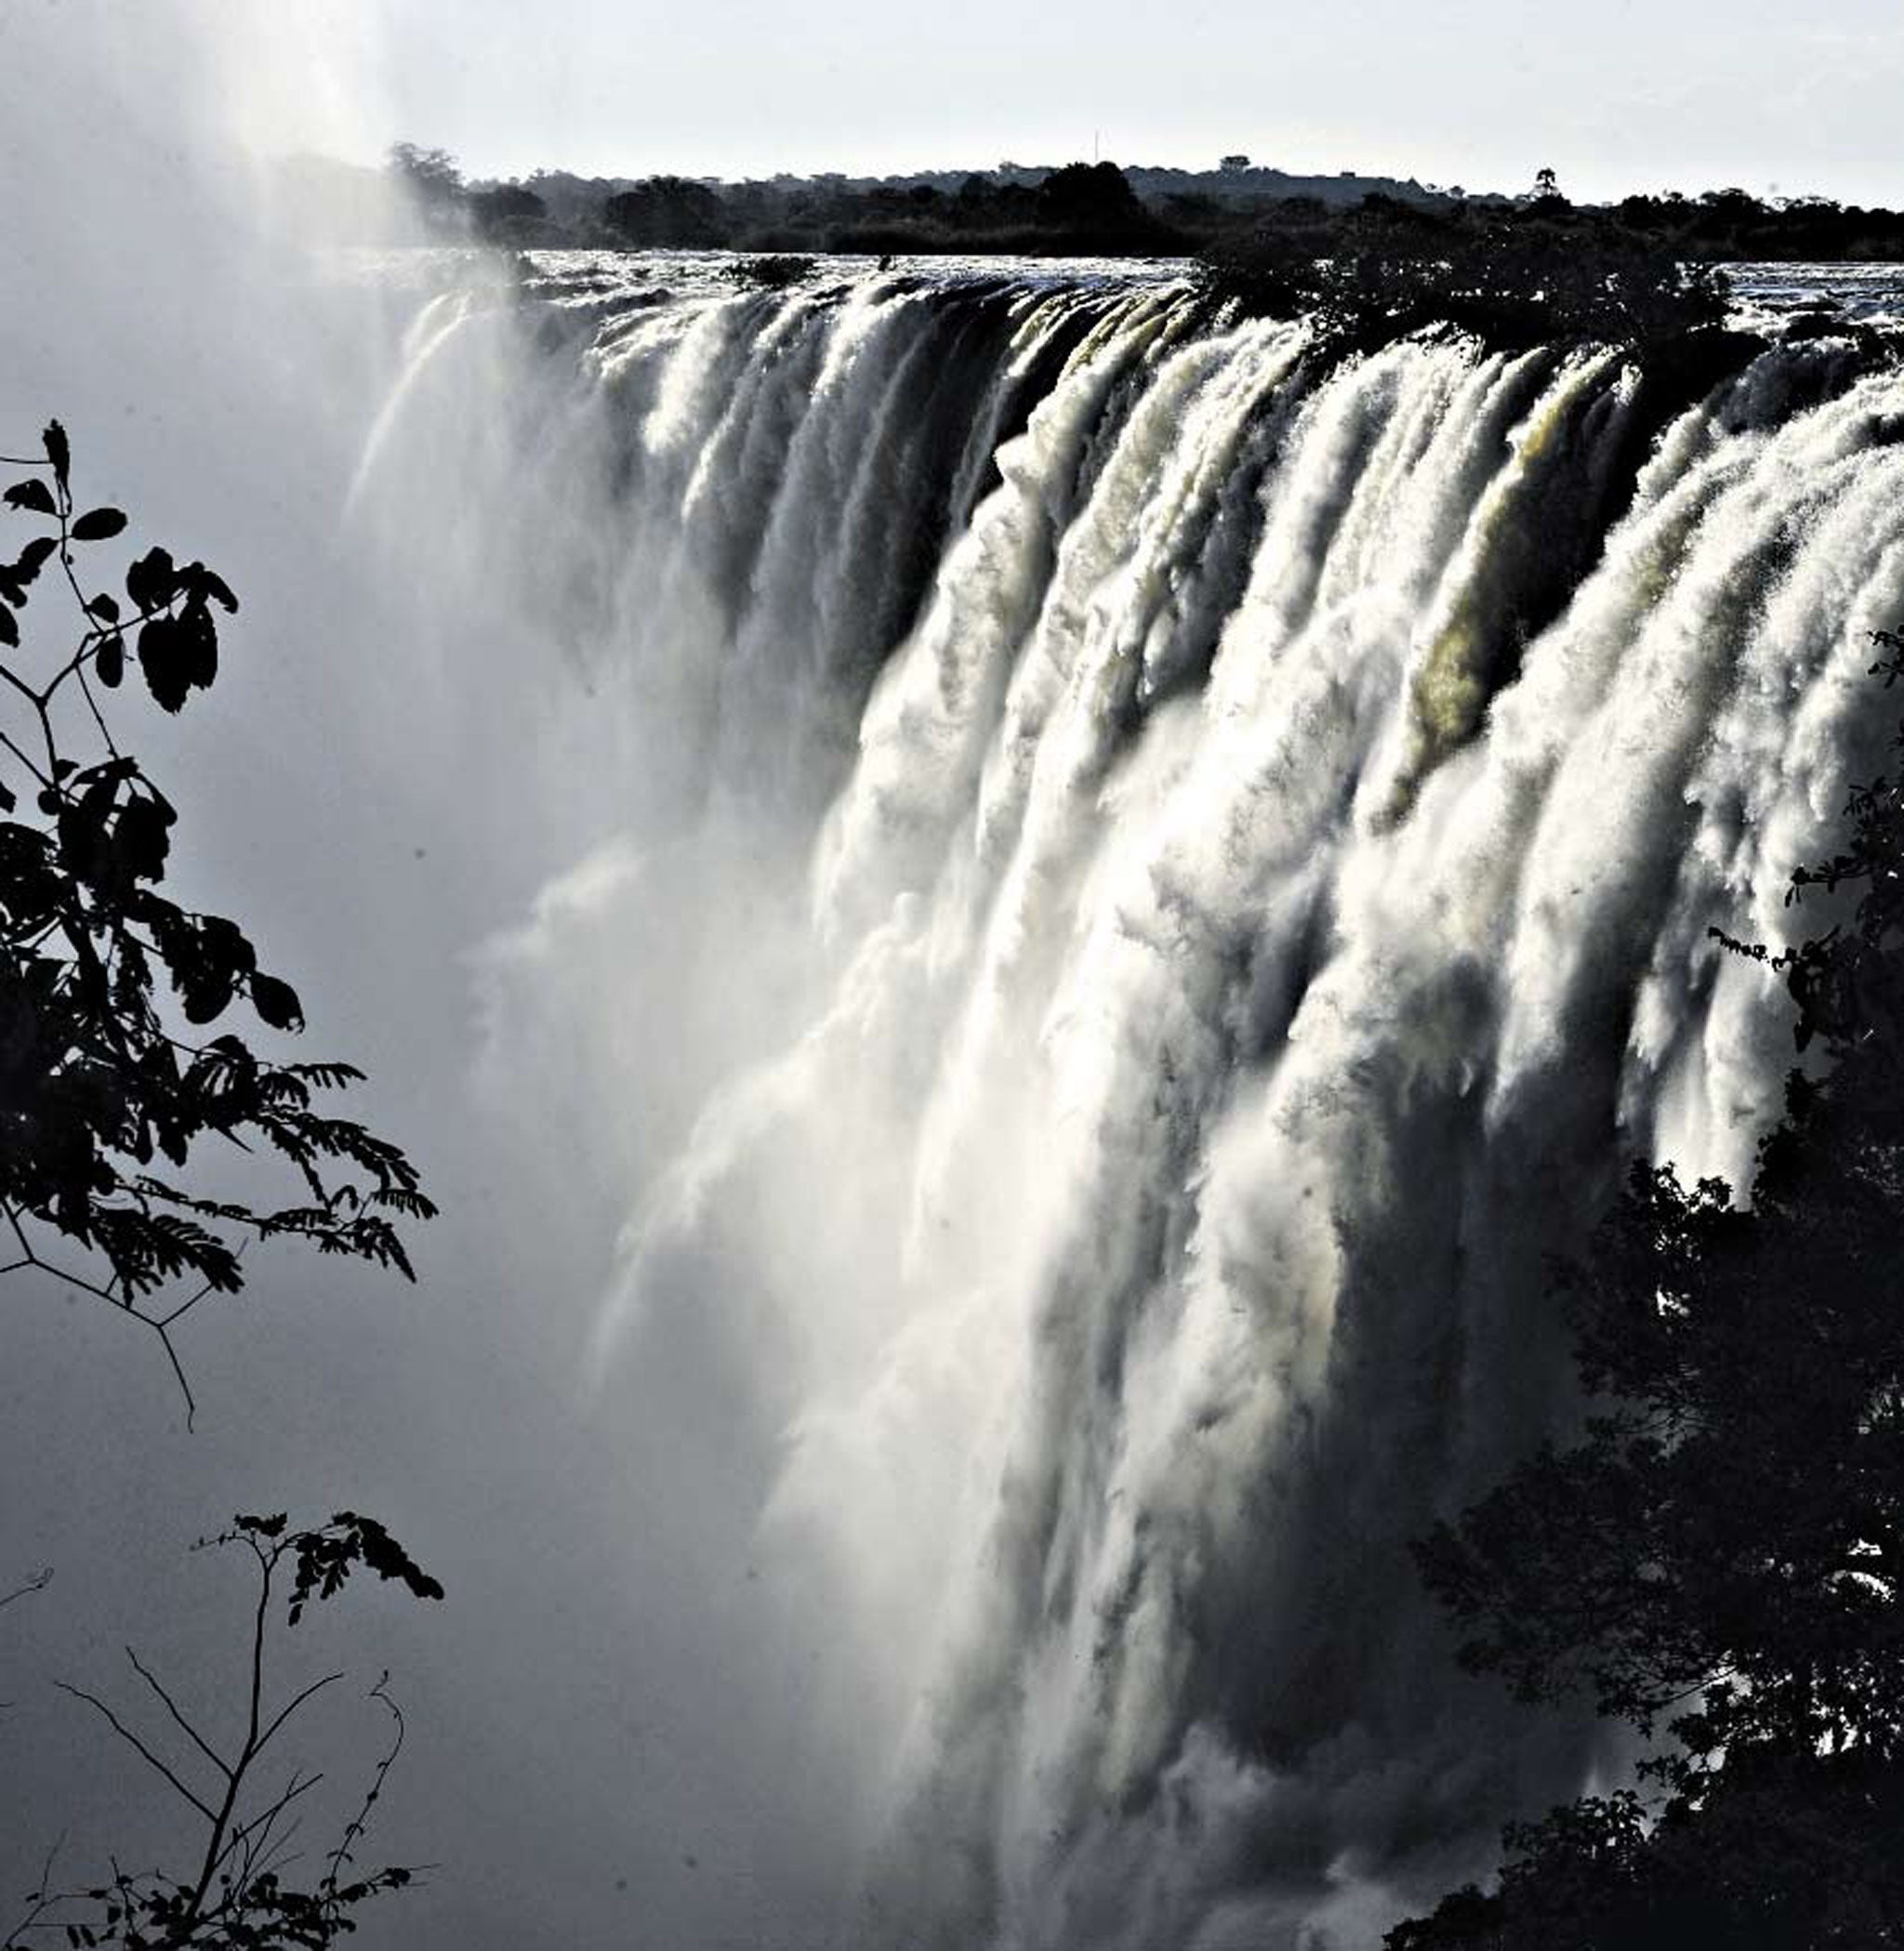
[0, 1568, 52, 1614]
[8, 1513, 441, 1951]
[0, 423, 435, 1421]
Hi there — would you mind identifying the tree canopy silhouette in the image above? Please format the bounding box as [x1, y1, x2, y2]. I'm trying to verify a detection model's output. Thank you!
[1199, 202, 1726, 352]
[603, 177, 725, 247]
[1391, 636, 1904, 1947]
[385, 142, 462, 205]
[0, 423, 434, 1417]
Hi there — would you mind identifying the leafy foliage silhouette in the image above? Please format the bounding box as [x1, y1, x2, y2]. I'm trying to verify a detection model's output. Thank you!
[602, 176, 725, 247]
[1198, 203, 1726, 352]
[1391, 636, 1904, 1946]
[0, 424, 434, 1418]
[384, 143, 462, 208]
[5, 1513, 442, 1951]
[1, 427, 442, 1950]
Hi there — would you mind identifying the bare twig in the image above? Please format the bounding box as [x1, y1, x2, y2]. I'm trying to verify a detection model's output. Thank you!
[1, 1833, 66, 1948]
[254, 1670, 344, 1760]
[53, 1679, 220, 1825]
[0, 1567, 52, 1613]
[4, 1201, 203, 1428]
[219, 1769, 324, 1880]
[124, 1644, 232, 1781]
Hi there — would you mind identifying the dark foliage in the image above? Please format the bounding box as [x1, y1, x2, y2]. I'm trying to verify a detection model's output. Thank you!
[380, 144, 470, 242]
[6, 1513, 441, 1951]
[358, 140, 1904, 275]
[1199, 201, 1727, 351]
[602, 176, 726, 248]
[722, 254, 818, 290]
[0, 425, 434, 1415]
[1029, 161, 1162, 246]
[467, 184, 547, 243]
[1392, 637, 1904, 1945]
[664, 160, 1177, 258]
[384, 143, 461, 206]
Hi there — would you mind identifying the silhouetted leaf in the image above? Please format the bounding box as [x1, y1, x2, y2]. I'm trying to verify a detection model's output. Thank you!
[71, 507, 126, 542]
[94, 634, 124, 687]
[116, 797, 172, 881]
[197, 914, 257, 977]
[139, 614, 189, 712]
[42, 420, 69, 492]
[86, 593, 120, 624]
[125, 545, 176, 613]
[251, 973, 304, 1033]
[0, 603, 16, 649]
[4, 478, 56, 516]
[179, 596, 218, 691]
[179, 964, 234, 1025]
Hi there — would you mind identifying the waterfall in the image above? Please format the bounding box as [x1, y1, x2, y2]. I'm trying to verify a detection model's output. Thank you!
[353, 259, 1904, 1949]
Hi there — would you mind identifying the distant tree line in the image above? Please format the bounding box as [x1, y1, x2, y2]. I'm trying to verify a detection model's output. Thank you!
[277, 145, 1904, 271]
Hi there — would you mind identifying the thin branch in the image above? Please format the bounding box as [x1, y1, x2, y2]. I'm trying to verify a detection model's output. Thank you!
[1, 1833, 66, 1949]
[246, 1813, 312, 1891]
[4, 1202, 202, 1427]
[182, 1538, 278, 1921]
[52, 1681, 219, 1824]
[0, 721, 49, 788]
[69, 662, 118, 762]
[248, 1820, 312, 1893]
[125, 1645, 232, 1781]
[218, 1769, 324, 1877]
[324, 1671, 406, 1904]
[254, 1671, 345, 1759]
[148, 1312, 198, 1431]
[0, 1567, 51, 1613]
[153, 1268, 227, 1331]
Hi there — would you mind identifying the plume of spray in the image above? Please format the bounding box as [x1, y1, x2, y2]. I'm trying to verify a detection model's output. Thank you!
[0, 11, 874, 1949]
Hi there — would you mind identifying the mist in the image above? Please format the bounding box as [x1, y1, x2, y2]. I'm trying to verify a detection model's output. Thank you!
[0, 10, 863, 1948]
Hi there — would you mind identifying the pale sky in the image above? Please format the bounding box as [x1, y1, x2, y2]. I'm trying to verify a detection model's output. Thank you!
[282, 0, 1904, 204]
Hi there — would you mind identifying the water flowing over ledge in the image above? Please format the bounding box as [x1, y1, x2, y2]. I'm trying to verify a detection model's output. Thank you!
[356, 257, 1904, 1949]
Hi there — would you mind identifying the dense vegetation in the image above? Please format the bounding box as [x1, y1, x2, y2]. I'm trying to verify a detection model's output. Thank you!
[1195, 198, 1733, 349]
[288, 145, 1904, 271]
[1390, 637, 1904, 1948]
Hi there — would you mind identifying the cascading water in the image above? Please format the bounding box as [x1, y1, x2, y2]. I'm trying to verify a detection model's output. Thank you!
[350, 257, 1904, 1950]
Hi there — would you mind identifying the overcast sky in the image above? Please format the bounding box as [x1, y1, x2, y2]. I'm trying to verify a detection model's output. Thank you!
[264, 0, 1904, 204]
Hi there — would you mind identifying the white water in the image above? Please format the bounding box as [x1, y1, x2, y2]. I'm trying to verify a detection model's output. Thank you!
[330, 258, 1904, 1948]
